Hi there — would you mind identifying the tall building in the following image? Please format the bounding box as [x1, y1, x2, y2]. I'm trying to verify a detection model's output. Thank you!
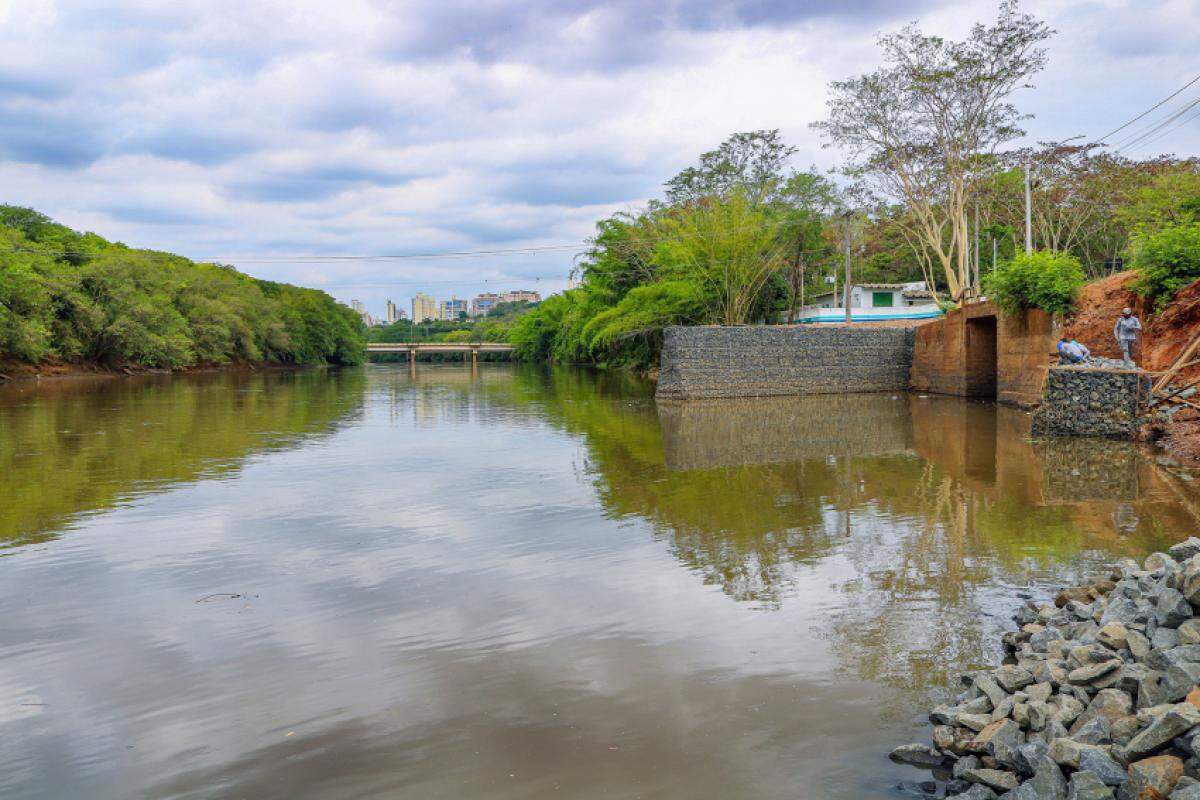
[500, 289, 541, 304]
[470, 292, 500, 317]
[350, 299, 372, 326]
[439, 296, 468, 321]
[411, 292, 437, 323]
[385, 300, 404, 325]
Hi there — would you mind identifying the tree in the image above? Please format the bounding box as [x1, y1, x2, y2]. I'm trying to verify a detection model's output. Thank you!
[662, 130, 798, 207]
[814, 1, 1053, 302]
[1129, 223, 1200, 309]
[0, 208, 365, 368]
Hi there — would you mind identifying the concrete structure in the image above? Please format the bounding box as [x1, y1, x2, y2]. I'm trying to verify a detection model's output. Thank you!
[471, 293, 500, 317]
[1030, 366, 1151, 438]
[411, 292, 437, 323]
[799, 282, 942, 323]
[655, 325, 914, 400]
[500, 290, 541, 304]
[910, 301, 1057, 406]
[367, 341, 515, 365]
[439, 296, 469, 321]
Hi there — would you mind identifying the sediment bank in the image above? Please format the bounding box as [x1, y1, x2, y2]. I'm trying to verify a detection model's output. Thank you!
[890, 540, 1200, 799]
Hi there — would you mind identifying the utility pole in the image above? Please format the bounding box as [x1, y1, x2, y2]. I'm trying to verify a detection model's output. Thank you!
[1024, 161, 1033, 255]
[843, 212, 852, 325]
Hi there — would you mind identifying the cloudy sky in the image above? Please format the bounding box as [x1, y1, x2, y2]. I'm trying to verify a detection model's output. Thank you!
[1, 0, 1198, 316]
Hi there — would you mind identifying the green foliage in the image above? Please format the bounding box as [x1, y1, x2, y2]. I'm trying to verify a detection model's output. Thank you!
[486, 300, 534, 319]
[1116, 166, 1200, 235]
[1129, 223, 1200, 309]
[510, 293, 570, 362]
[982, 250, 1085, 317]
[0, 207, 365, 368]
[511, 132, 844, 370]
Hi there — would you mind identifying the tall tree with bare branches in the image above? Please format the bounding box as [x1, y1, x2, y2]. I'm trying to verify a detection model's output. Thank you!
[813, 1, 1053, 302]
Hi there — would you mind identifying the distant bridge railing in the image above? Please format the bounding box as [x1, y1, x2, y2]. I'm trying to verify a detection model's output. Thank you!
[367, 342, 515, 361]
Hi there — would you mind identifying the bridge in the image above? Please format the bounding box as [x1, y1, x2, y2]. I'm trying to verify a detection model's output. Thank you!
[367, 342, 515, 363]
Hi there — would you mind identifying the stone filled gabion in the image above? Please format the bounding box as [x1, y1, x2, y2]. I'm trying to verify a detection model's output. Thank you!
[655, 325, 915, 400]
[1030, 367, 1152, 439]
[890, 538, 1200, 800]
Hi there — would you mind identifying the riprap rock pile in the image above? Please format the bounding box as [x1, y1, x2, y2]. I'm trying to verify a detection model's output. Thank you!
[890, 537, 1200, 799]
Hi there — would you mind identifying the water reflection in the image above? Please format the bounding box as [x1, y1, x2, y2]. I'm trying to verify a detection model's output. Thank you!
[0, 369, 365, 549]
[2, 364, 1199, 800]
[657, 395, 914, 470]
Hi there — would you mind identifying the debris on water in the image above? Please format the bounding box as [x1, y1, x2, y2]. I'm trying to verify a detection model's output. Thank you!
[195, 593, 243, 603]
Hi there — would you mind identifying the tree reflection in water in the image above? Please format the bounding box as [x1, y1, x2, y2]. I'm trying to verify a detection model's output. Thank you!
[490, 368, 1197, 705]
[0, 369, 366, 549]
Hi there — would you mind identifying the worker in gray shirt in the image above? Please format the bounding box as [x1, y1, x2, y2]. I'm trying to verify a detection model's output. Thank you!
[1114, 307, 1142, 367]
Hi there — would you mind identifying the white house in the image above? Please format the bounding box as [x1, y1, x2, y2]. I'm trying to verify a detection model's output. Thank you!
[796, 282, 942, 323]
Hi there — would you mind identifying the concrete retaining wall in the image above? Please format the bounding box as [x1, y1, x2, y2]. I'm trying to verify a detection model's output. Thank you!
[655, 325, 914, 400]
[1030, 366, 1151, 438]
[910, 302, 1058, 406]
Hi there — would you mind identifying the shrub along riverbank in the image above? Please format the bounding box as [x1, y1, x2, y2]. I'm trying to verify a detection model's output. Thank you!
[0, 206, 365, 374]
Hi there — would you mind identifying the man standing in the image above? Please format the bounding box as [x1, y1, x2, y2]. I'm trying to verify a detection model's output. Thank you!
[1114, 307, 1142, 367]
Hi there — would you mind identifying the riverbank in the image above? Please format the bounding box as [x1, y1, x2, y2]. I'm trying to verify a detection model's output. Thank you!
[890, 542, 1200, 799]
[0, 359, 326, 382]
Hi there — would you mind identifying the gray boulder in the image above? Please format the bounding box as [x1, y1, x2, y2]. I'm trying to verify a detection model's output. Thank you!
[1158, 588, 1195, 628]
[1079, 747, 1128, 786]
[963, 767, 1019, 792]
[1007, 759, 1067, 800]
[1155, 627, 1183, 652]
[952, 785, 998, 800]
[1170, 781, 1200, 799]
[1122, 705, 1200, 761]
[889, 743, 945, 768]
[1168, 538, 1200, 563]
[1066, 770, 1114, 800]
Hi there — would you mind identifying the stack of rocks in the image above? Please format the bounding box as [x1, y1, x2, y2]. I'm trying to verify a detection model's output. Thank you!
[890, 538, 1200, 799]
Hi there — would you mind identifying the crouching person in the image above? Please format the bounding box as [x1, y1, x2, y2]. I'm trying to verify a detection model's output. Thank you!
[1056, 336, 1090, 365]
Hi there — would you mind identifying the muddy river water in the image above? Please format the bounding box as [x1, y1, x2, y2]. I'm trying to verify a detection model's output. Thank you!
[2, 364, 1198, 799]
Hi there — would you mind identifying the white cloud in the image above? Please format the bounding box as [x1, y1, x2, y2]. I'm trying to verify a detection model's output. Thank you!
[0, 0, 1197, 315]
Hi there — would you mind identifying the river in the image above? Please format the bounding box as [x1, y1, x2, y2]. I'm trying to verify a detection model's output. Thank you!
[1, 364, 1196, 799]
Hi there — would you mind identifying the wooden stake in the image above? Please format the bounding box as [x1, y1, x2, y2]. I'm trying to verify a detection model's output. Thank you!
[1153, 330, 1200, 393]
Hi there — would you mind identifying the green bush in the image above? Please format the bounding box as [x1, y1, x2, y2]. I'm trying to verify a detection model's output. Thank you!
[1129, 223, 1200, 309]
[982, 250, 1085, 317]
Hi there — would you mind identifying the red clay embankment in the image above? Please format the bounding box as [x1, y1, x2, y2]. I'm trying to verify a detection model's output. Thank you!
[1064, 270, 1200, 386]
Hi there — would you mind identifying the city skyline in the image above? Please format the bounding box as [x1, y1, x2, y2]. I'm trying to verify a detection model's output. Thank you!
[350, 288, 543, 325]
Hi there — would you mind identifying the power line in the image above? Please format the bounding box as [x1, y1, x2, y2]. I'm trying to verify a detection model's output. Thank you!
[1112, 96, 1200, 152]
[1097, 72, 1200, 143]
[1118, 99, 1200, 154]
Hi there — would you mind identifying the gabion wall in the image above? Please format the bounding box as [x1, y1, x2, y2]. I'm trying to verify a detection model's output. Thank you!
[1029, 366, 1151, 439]
[655, 325, 915, 400]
